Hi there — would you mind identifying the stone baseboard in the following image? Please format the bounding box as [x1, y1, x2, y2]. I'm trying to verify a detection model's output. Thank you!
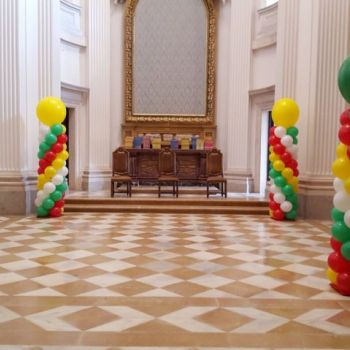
[225, 170, 254, 193]
[0, 173, 37, 215]
[297, 177, 333, 219]
[81, 169, 112, 191]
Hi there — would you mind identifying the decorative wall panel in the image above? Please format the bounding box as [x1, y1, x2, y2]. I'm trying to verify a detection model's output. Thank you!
[133, 0, 207, 115]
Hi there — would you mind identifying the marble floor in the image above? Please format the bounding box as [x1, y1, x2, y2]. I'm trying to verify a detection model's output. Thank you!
[0, 213, 349, 350]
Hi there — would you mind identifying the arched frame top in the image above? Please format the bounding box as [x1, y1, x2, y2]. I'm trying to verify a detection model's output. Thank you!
[123, 0, 217, 125]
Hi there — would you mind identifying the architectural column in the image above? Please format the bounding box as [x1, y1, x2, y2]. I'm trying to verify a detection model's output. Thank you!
[82, 0, 112, 190]
[0, 0, 61, 214]
[276, 0, 350, 218]
[224, 0, 254, 191]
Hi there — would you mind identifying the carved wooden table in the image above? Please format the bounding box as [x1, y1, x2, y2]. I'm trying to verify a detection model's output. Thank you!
[127, 149, 208, 183]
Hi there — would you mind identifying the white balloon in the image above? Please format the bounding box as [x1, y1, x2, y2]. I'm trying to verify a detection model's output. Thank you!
[274, 126, 286, 138]
[37, 190, 46, 200]
[333, 178, 344, 193]
[281, 135, 294, 148]
[39, 125, 50, 139]
[57, 166, 68, 177]
[52, 174, 64, 185]
[280, 201, 293, 213]
[34, 197, 43, 207]
[344, 210, 350, 228]
[274, 192, 286, 204]
[43, 182, 56, 195]
[288, 144, 298, 157]
[270, 185, 281, 194]
[334, 191, 350, 212]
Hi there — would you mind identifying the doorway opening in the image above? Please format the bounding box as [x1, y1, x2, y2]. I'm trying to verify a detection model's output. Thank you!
[259, 110, 273, 196]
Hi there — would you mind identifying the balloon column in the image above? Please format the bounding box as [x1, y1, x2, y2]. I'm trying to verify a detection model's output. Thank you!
[34, 97, 69, 218]
[327, 56, 350, 296]
[268, 98, 300, 221]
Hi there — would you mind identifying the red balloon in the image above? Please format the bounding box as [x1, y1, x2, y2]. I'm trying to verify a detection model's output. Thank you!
[49, 207, 62, 218]
[273, 209, 285, 220]
[338, 125, 350, 145]
[269, 192, 274, 201]
[290, 159, 298, 169]
[45, 151, 56, 163]
[337, 272, 350, 293]
[57, 134, 68, 144]
[55, 199, 65, 208]
[38, 167, 44, 175]
[269, 127, 276, 136]
[280, 152, 292, 163]
[328, 251, 350, 273]
[330, 237, 342, 253]
[340, 109, 350, 126]
[273, 144, 286, 155]
[269, 136, 280, 146]
[269, 200, 280, 211]
[293, 169, 299, 177]
[52, 142, 63, 153]
[39, 159, 49, 169]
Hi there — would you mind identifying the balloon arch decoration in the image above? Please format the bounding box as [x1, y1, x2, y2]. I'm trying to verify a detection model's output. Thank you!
[34, 97, 69, 218]
[327, 56, 350, 296]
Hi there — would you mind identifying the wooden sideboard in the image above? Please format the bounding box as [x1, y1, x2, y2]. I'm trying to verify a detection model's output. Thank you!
[127, 149, 208, 182]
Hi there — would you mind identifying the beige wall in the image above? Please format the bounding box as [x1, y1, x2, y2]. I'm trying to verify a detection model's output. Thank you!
[1, 0, 350, 217]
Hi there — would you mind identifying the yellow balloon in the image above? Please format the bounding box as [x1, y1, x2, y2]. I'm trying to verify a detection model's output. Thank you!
[52, 158, 64, 170]
[63, 144, 67, 151]
[344, 178, 350, 195]
[288, 176, 299, 186]
[292, 185, 299, 193]
[269, 152, 280, 162]
[44, 166, 56, 178]
[57, 150, 69, 161]
[36, 97, 66, 126]
[272, 98, 299, 128]
[38, 174, 46, 183]
[336, 143, 347, 158]
[62, 125, 67, 134]
[332, 157, 350, 180]
[37, 182, 44, 190]
[282, 167, 294, 180]
[273, 160, 285, 172]
[326, 267, 337, 284]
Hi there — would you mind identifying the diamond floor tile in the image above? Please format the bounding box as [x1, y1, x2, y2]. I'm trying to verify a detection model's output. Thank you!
[0, 213, 349, 349]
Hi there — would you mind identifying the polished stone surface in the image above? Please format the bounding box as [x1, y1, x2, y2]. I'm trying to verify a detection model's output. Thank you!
[0, 213, 348, 349]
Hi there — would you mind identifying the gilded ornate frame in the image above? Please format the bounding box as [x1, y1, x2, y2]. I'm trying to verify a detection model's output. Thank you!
[124, 0, 216, 124]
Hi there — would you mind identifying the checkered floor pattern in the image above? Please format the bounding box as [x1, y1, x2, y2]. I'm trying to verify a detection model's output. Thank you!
[0, 213, 349, 349]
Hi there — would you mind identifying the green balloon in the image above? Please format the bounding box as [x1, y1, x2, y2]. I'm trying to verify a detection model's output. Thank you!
[332, 221, 350, 243]
[45, 133, 57, 145]
[38, 150, 45, 159]
[338, 55, 350, 103]
[269, 168, 281, 179]
[50, 190, 63, 202]
[56, 182, 68, 193]
[287, 193, 298, 204]
[275, 176, 287, 187]
[51, 124, 64, 136]
[341, 241, 350, 260]
[285, 209, 297, 220]
[282, 184, 294, 196]
[292, 201, 299, 210]
[293, 136, 298, 144]
[37, 206, 48, 217]
[39, 142, 51, 152]
[332, 208, 344, 222]
[42, 198, 55, 210]
[287, 127, 299, 137]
